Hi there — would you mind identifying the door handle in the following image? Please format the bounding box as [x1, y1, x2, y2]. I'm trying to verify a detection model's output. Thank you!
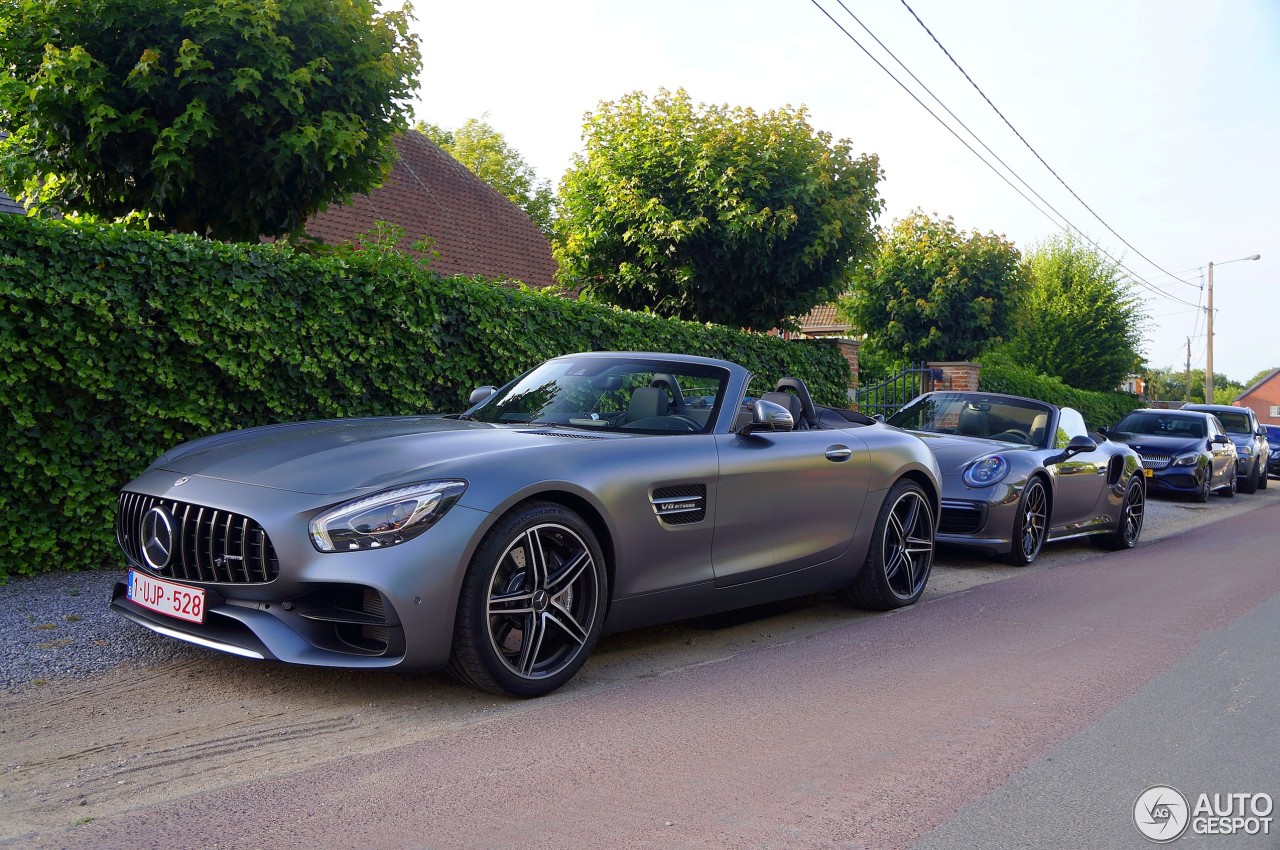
[825, 445, 853, 462]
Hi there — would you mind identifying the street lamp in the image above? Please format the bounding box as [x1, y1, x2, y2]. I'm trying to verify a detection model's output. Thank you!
[1205, 253, 1261, 402]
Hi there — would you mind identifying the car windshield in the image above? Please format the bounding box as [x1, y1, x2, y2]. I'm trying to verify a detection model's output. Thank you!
[469, 356, 728, 434]
[1113, 412, 1205, 439]
[1212, 410, 1252, 435]
[886, 393, 1054, 447]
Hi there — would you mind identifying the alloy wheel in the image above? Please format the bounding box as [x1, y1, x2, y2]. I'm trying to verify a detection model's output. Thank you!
[1019, 481, 1048, 561]
[485, 523, 600, 681]
[881, 489, 935, 600]
[1122, 479, 1145, 545]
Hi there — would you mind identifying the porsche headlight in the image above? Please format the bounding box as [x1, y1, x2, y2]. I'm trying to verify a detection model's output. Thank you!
[1171, 452, 1200, 467]
[309, 480, 467, 552]
[964, 455, 1010, 487]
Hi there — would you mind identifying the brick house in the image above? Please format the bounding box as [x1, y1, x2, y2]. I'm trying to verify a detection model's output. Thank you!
[1234, 369, 1280, 425]
[305, 131, 557, 287]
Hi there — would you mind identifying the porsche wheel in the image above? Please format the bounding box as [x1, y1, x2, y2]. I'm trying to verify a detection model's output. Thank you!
[844, 479, 935, 610]
[1004, 477, 1048, 566]
[449, 502, 607, 697]
[1095, 474, 1144, 551]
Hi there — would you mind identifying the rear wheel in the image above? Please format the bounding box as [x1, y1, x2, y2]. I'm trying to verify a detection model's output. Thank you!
[844, 480, 935, 610]
[1004, 478, 1048, 566]
[1095, 474, 1144, 551]
[448, 502, 607, 697]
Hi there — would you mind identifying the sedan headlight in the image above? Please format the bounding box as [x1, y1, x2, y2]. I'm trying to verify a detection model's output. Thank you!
[1172, 452, 1200, 467]
[309, 480, 467, 552]
[1237, 444, 1253, 457]
[964, 455, 1010, 487]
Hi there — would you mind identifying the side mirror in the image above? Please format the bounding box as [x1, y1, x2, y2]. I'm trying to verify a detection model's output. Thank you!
[739, 399, 794, 435]
[1048, 435, 1097, 465]
[468, 386, 498, 406]
[1098, 425, 1111, 436]
[1211, 434, 1231, 446]
[873, 413, 886, 423]
[1259, 428, 1268, 438]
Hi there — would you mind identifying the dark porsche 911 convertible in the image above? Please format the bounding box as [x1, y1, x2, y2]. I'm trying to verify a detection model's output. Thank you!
[111, 352, 942, 696]
[885, 391, 1145, 565]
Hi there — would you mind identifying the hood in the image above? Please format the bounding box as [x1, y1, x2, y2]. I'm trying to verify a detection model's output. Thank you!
[1107, 431, 1206, 457]
[149, 417, 624, 495]
[908, 431, 1035, 473]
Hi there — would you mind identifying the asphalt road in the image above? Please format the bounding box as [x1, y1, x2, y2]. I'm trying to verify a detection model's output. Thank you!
[20, 494, 1278, 850]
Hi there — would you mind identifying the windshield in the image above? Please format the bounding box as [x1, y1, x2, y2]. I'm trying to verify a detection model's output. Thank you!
[470, 356, 728, 434]
[1212, 410, 1251, 435]
[887, 393, 1054, 447]
[1113, 412, 1205, 439]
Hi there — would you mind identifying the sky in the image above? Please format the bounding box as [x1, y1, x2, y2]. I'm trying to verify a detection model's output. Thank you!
[414, 0, 1279, 386]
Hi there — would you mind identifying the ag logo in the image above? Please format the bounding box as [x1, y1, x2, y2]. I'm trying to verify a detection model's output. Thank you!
[1135, 785, 1190, 842]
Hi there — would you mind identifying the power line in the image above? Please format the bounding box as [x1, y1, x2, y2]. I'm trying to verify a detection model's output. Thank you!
[896, 0, 1198, 290]
[809, 0, 1203, 311]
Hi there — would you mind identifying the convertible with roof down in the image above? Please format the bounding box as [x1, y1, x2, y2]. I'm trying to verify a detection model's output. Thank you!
[885, 391, 1146, 565]
[111, 352, 941, 696]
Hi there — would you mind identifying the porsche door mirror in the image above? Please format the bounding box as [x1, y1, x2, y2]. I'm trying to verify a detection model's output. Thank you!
[740, 399, 794, 435]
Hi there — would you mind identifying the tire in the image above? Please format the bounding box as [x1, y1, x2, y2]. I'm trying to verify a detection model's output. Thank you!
[448, 501, 607, 697]
[1193, 471, 1211, 503]
[1220, 468, 1237, 498]
[1241, 462, 1259, 494]
[844, 479, 935, 610]
[1004, 477, 1049, 566]
[1259, 465, 1269, 489]
[1095, 474, 1144, 551]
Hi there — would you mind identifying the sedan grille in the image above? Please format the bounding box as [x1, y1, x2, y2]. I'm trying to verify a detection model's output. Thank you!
[1136, 452, 1172, 471]
[117, 492, 280, 584]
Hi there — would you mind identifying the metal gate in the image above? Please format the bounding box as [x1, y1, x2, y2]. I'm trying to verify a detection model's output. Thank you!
[854, 363, 940, 418]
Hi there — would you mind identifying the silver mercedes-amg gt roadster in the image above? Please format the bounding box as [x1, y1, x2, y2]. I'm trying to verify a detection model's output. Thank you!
[111, 352, 941, 696]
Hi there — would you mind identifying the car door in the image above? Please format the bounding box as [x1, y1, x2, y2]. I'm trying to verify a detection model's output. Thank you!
[1047, 407, 1109, 528]
[1207, 417, 1236, 487]
[711, 427, 869, 587]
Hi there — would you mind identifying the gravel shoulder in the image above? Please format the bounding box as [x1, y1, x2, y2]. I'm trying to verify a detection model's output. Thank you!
[1, 485, 1276, 844]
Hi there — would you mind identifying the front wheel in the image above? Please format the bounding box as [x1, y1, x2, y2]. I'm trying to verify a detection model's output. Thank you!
[1241, 462, 1259, 494]
[448, 502, 608, 697]
[1096, 474, 1144, 551]
[1004, 478, 1049, 566]
[844, 479, 936, 610]
[1259, 465, 1269, 489]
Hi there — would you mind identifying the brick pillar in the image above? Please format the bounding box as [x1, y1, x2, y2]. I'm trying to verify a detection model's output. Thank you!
[834, 339, 859, 406]
[928, 361, 980, 392]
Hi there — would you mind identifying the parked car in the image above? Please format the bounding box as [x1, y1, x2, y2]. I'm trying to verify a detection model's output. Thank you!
[1181, 403, 1271, 492]
[884, 391, 1145, 566]
[1103, 409, 1238, 502]
[111, 352, 942, 697]
[1266, 424, 1280, 479]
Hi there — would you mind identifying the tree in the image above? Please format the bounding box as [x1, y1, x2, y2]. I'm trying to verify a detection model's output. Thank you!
[0, 0, 420, 241]
[840, 212, 1024, 363]
[418, 116, 555, 234]
[554, 88, 883, 331]
[1004, 234, 1146, 392]
[1146, 366, 1243, 405]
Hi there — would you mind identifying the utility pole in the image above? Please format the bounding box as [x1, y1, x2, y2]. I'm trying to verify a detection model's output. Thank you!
[1185, 337, 1191, 403]
[1205, 261, 1215, 403]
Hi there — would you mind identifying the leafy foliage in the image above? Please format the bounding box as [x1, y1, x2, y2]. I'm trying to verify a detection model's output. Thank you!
[1003, 233, 1147, 392]
[978, 350, 1139, 431]
[841, 212, 1024, 363]
[1145, 366, 1244, 405]
[419, 116, 555, 234]
[0, 215, 850, 579]
[555, 88, 884, 331]
[0, 0, 421, 240]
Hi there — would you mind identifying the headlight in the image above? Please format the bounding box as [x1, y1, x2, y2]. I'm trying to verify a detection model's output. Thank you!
[309, 480, 467, 552]
[1237, 444, 1253, 457]
[964, 455, 1010, 487]
[1172, 452, 1200, 467]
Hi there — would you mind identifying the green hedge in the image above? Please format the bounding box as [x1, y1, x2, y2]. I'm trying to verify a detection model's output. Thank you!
[978, 350, 1140, 429]
[0, 216, 850, 579]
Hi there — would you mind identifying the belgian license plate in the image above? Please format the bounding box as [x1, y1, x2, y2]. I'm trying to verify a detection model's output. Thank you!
[127, 570, 205, 624]
[1144, 468, 1154, 478]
